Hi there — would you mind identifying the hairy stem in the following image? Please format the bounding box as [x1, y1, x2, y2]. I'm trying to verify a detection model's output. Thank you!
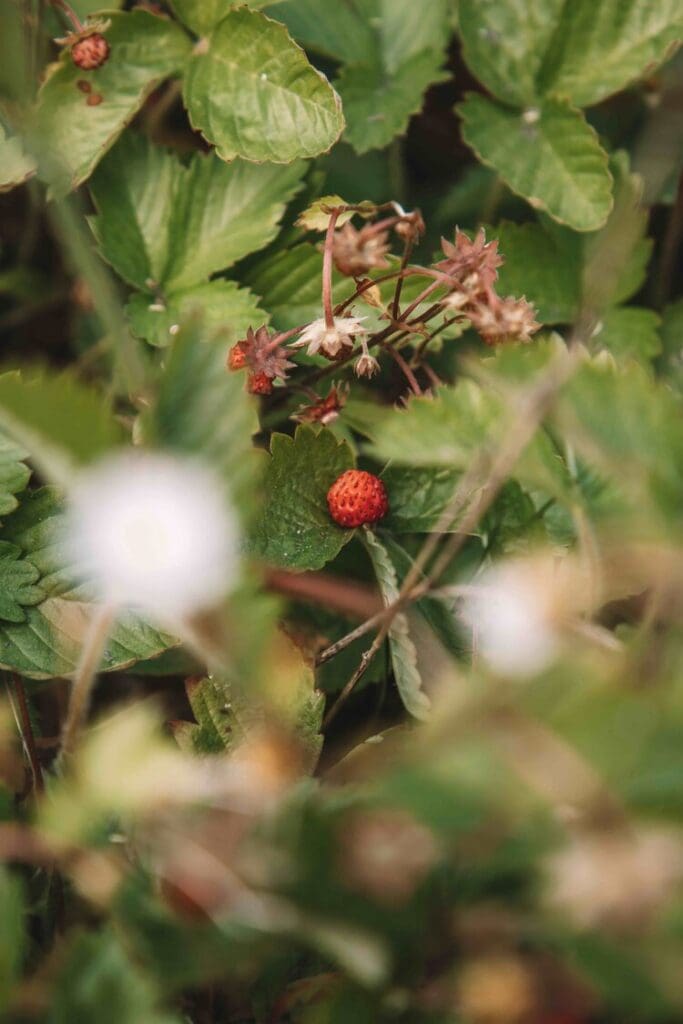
[60, 603, 116, 759]
[322, 210, 341, 329]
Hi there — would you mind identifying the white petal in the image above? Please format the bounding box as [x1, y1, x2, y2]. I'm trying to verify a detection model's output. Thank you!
[64, 452, 238, 621]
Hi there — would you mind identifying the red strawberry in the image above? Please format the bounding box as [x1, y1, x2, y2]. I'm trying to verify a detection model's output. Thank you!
[327, 470, 388, 528]
[247, 371, 273, 396]
[71, 33, 110, 70]
[227, 341, 248, 371]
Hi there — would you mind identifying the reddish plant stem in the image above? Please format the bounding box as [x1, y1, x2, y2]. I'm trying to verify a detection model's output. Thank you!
[322, 210, 341, 329]
[49, 0, 83, 32]
[383, 343, 422, 396]
[8, 674, 44, 794]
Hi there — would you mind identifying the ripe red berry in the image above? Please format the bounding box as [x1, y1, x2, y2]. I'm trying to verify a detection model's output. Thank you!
[71, 33, 110, 71]
[327, 470, 388, 528]
[227, 341, 248, 371]
[247, 371, 273, 396]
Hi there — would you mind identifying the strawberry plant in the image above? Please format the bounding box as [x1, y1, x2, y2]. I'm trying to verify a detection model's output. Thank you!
[1, 2, 683, 1022]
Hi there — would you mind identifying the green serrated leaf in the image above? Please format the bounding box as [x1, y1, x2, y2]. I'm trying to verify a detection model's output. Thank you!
[0, 541, 43, 623]
[0, 599, 174, 680]
[90, 133, 305, 292]
[146, 320, 261, 515]
[458, 0, 565, 106]
[0, 124, 36, 192]
[126, 280, 267, 348]
[0, 486, 175, 677]
[493, 220, 582, 325]
[165, 153, 305, 290]
[250, 425, 354, 571]
[0, 370, 124, 487]
[363, 529, 431, 721]
[591, 307, 661, 363]
[0, 430, 30, 518]
[183, 8, 344, 164]
[33, 10, 191, 195]
[265, 0, 377, 63]
[540, 0, 683, 108]
[0, 488, 77, 599]
[459, 94, 613, 231]
[338, 50, 449, 154]
[382, 466, 460, 533]
[172, 0, 279, 36]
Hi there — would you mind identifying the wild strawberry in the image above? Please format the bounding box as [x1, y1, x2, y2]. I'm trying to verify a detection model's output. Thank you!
[247, 371, 273, 396]
[227, 341, 248, 371]
[71, 32, 110, 70]
[327, 470, 388, 528]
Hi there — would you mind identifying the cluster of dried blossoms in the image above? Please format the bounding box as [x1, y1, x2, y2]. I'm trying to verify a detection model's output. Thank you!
[226, 203, 540, 408]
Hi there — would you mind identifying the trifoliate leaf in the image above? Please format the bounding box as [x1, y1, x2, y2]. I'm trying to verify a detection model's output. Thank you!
[90, 133, 305, 292]
[0, 371, 124, 488]
[458, 0, 565, 106]
[0, 542, 43, 623]
[0, 124, 36, 192]
[183, 8, 344, 164]
[250, 425, 354, 571]
[540, 0, 683, 108]
[0, 431, 30, 518]
[126, 280, 267, 348]
[459, 94, 613, 231]
[363, 529, 431, 721]
[33, 10, 191, 195]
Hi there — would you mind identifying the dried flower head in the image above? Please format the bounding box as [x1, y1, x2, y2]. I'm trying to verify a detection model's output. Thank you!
[229, 326, 294, 382]
[339, 808, 438, 904]
[469, 295, 541, 346]
[354, 338, 380, 378]
[332, 222, 391, 277]
[394, 209, 426, 242]
[293, 383, 349, 425]
[64, 452, 238, 621]
[436, 228, 503, 302]
[293, 316, 366, 360]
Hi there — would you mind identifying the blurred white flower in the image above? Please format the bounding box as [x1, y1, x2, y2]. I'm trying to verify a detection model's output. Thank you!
[293, 316, 366, 359]
[546, 827, 683, 931]
[461, 559, 562, 678]
[65, 451, 238, 621]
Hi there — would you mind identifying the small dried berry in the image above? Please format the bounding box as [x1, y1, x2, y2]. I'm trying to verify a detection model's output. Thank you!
[247, 371, 274, 396]
[71, 33, 110, 71]
[327, 470, 388, 528]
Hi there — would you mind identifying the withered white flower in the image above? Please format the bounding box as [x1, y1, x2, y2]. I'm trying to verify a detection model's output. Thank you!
[293, 315, 366, 359]
[65, 451, 238, 621]
[354, 339, 380, 378]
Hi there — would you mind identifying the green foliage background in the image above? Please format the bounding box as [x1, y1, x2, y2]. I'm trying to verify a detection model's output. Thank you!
[0, 1, 683, 1022]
